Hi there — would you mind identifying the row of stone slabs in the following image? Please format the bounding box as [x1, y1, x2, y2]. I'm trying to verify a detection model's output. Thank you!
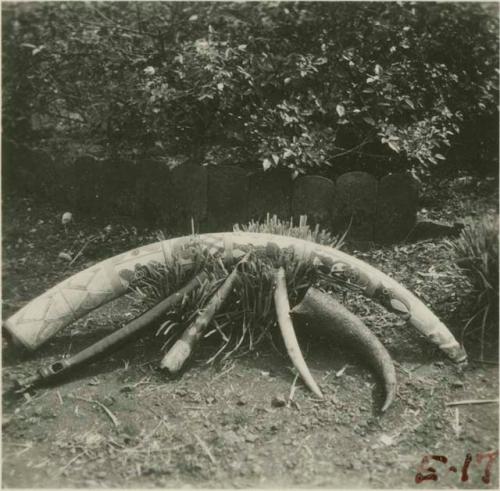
[4, 146, 418, 244]
[202, 166, 418, 244]
[72, 160, 416, 245]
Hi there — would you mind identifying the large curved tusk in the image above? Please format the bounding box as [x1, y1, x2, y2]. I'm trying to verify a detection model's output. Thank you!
[3, 232, 466, 364]
[292, 287, 397, 412]
[273, 267, 323, 398]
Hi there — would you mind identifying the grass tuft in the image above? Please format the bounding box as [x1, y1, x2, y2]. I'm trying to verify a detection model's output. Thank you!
[234, 213, 345, 249]
[447, 214, 499, 356]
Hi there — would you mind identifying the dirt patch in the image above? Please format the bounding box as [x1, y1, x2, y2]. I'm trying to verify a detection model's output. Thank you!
[2, 180, 498, 488]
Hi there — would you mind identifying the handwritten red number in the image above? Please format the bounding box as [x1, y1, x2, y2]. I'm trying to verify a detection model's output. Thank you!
[431, 455, 448, 464]
[461, 452, 472, 482]
[477, 451, 498, 484]
[415, 455, 447, 483]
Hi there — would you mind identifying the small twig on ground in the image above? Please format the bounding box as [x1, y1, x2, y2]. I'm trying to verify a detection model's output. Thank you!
[446, 398, 499, 407]
[73, 396, 120, 427]
[210, 359, 236, 383]
[58, 450, 86, 475]
[193, 433, 217, 464]
[288, 372, 300, 405]
[471, 359, 499, 365]
[336, 365, 348, 378]
[322, 370, 333, 381]
[13, 442, 33, 457]
[68, 235, 98, 267]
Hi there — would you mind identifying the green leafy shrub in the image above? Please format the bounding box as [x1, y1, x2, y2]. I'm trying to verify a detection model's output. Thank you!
[448, 215, 499, 355]
[2, 2, 498, 179]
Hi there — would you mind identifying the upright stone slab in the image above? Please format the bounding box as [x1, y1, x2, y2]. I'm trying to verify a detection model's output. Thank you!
[26, 148, 55, 197]
[70, 156, 105, 213]
[247, 169, 292, 222]
[291, 175, 336, 227]
[375, 173, 419, 244]
[102, 158, 138, 217]
[334, 172, 378, 241]
[2, 140, 21, 191]
[206, 166, 249, 231]
[2, 144, 54, 196]
[170, 163, 208, 232]
[134, 159, 173, 225]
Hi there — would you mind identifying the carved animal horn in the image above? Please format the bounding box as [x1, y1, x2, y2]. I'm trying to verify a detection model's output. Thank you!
[273, 267, 323, 398]
[3, 232, 466, 365]
[292, 287, 397, 412]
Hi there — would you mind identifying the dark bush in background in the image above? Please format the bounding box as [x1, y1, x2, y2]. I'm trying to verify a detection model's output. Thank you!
[2, 2, 498, 188]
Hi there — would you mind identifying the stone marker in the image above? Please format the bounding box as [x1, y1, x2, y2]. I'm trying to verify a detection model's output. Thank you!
[247, 169, 292, 222]
[334, 171, 378, 241]
[71, 156, 106, 213]
[375, 173, 419, 243]
[2, 140, 22, 190]
[134, 159, 172, 224]
[170, 163, 208, 232]
[102, 158, 137, 216]
[291, 175, 336, 228]
[30, 149, 59, 198]
[206, 165, 249, 231]
[406, 220, 464, 242]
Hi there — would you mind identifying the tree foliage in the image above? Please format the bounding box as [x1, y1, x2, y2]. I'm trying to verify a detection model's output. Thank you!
[2, 2, 498, 177]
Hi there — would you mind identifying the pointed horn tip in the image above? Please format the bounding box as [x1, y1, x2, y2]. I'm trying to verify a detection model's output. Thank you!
[313, 388, 324, 399]
[380, 399, 391, 413]
[380, 386, 397, 413]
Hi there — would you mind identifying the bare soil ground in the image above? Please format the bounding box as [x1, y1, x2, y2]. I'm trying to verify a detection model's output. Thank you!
[2, 178, 498, 488]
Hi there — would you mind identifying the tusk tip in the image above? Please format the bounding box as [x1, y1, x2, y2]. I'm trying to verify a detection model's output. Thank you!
[380, 388, 396, 413]
[312, 388, 324, 399]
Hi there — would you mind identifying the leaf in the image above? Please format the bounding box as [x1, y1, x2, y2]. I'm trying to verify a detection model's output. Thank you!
[58, 252, 72, 261]
[390, 299, 410, 316]
[262, 158, 272, 171]
[336, 104, 345, 117]
[387, 141, 400, 153]
[217, 82, 224, 91]
[363, 116, 376, 126]
[374, 64, 383, 76]
[198, 93, 213, 101]
[435, 153, 446, 160]
[404, 98, 415, 110]
[189, 14, 198, 21]
[272, 154, 279, 165]
[32, 45, 45, 56]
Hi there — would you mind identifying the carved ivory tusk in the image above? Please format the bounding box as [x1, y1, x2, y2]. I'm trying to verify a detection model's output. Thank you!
[273, 267, 323, 398]
[3, 232, 467, 363]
